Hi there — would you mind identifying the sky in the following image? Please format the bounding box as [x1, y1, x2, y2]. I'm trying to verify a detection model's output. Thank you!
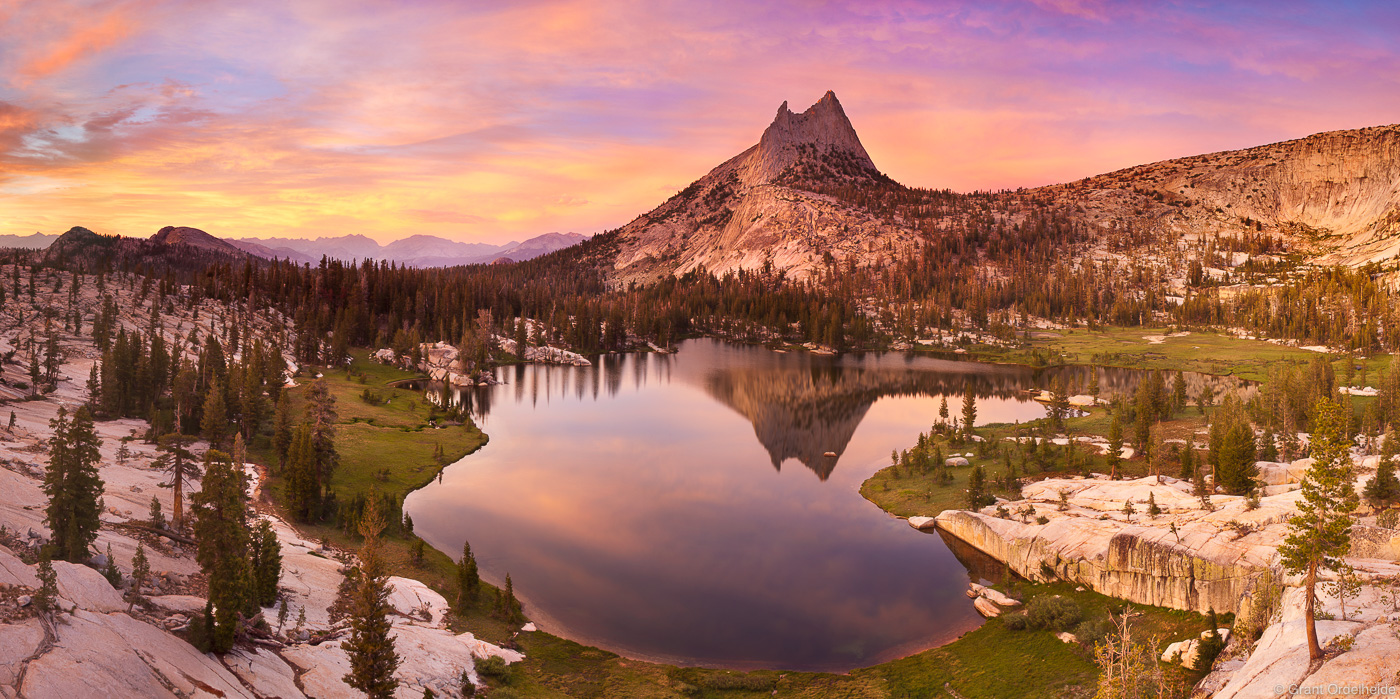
[2, 0, 1398, 245]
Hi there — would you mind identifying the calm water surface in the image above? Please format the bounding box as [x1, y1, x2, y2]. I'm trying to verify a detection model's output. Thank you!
[405, 340, 1209, 671]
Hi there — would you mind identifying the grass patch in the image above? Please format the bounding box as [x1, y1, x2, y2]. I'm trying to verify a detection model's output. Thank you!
[864, 582, 1211, 699]
[970, 327, 1319, 382]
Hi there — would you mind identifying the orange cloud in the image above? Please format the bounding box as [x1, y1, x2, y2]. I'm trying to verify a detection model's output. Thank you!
[15, 7, 135, 83]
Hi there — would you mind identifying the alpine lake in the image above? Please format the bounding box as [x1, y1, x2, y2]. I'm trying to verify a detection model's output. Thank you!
[403, 339, 1233, 672]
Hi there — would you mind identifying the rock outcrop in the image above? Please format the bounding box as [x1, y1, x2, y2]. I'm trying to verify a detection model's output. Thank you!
[610, 91, 921, 282]
[933, 476, 1292, 616]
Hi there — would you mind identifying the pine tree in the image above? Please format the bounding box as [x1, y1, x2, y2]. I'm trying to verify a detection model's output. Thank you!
[286, 425, 319, 521]
[201, 380, 228, 447]
[961, 391, 977, 439]
[149, 495, 166, 530]
[1363, 429, 1400, 510]
[966, 465, 990, 510]
[192, 450, 253, 653]
[939, 396, 949, 425]
[154, 433, 200, 531]
[43, 406, 105, 562]
[457, 540, 480, 608]
[241, 363, 265, 439]
[1048, 376, 1070, 432]
[1106, 412, 1124, 480]
[273, 392, 294, 472]
[102, 542, 122, 587]
[1172, 371, 1188, 415]
[1147, 492, 1161, 518]
[307, 378, 339, 495]
[1215, 420, 1258, 495]
[131, 542, 151, 601]
[1193, 463, 1213, 511]
[343, 492, 401, 698]
[497, 572, 523, 623]
[1179, 445, 1197, 480]
[1087, 368, 1100, 403]
[1280, 400, 1359, 661]
[35, 550, 58, 614]
[250, 519, 283, 607]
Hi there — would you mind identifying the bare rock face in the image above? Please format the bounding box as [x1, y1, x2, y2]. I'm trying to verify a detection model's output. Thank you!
[0, 619, 45, 686]
[0, 547, 40, 588]
[21, 610, 251, 699]
[1050, 124, 1400, 266]
[742, 91, 875, 187]
[606, 90, 1400, 285]
[223, 648, 306, 699]
[611, 91, 918, 283]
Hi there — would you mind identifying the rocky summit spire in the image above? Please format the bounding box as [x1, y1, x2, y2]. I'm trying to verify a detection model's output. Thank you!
[743, 90, 876, 186]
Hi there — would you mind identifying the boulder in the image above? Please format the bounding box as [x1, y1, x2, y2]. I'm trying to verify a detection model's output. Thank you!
[1255, 462, 1290, 486]
[1055, 631, 1077, 644]
[1287, 458, 1314, 484]
[907, 516, 937, 530]
[945, 457, 969, 467]
[386, 576, 452, 625]
[53, 561, 125, 613]
[970, 583, 1021, 607]
[1161, 638, 1199, 667]
[972, 596, 1001, 617]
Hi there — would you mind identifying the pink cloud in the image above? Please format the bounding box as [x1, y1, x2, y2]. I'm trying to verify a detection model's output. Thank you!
[1, 0, 1398, 242]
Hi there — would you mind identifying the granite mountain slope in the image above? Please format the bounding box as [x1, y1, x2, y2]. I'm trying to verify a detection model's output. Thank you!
[607, 91, 1400, 283]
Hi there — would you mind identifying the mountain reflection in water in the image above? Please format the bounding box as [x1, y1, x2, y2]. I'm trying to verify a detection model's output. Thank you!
[445, 342, 1250, 481]
[406, 339, 1249, 671]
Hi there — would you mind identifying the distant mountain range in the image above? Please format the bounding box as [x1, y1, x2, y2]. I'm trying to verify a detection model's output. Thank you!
[2, 229, 587, 267]
[227, 232, 588, 266]
[0, 233, 59, 249]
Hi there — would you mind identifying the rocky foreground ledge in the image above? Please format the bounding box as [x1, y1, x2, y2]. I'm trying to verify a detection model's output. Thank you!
[921, 470, 1400, 696]
[0, 402, 519, 698]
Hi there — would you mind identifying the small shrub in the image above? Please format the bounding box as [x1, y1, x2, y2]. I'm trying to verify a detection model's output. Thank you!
[1036, 515, 1050, 525]
[1378, 509, 1398, 530]
[1072, 616, 1113, 647]
[695, 673, 775, 691]
[1002, 612, 1028, 630]
[1026, 595, 1083, 632]
[475, 655, 511, 682]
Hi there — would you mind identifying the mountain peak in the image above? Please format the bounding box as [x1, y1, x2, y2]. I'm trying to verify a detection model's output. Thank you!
[746, 91, 875, 185]
[151, 226, 248, 257]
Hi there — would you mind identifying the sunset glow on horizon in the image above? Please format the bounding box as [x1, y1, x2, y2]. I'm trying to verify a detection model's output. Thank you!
[2, 0, 1399, 244]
